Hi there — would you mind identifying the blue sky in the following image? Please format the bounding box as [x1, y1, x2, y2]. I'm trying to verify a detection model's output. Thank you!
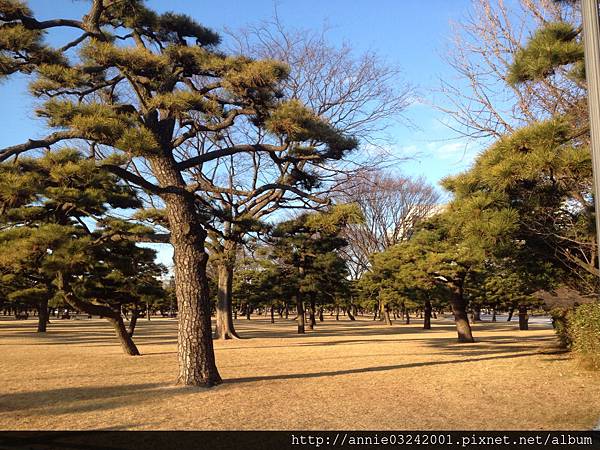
[0, 0, 491, 269]
[0, 0, 481, 185]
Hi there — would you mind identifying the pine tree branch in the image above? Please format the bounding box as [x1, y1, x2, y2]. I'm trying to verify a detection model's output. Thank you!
[177, 144, 287, 170]
[0, 131, 82, 162]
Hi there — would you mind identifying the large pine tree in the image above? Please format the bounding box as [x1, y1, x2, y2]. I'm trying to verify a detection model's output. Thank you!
[0, 0, 358, 385]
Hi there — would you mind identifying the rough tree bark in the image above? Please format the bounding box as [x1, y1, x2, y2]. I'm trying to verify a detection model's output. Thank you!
[214, 245, 240, 339]
[450, 282, 474, 343]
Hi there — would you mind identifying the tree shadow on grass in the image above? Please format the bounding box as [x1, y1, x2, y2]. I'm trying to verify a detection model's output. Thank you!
[0, 382, 191, 416]
[226, 349, 565, 384]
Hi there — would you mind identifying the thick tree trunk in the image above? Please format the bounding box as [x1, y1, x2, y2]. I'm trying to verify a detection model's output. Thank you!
[128, 307, 138, 337]
[36, 297, 49, 333]
[296, 294, 305, 334]
[405, 308, 410, 325]
[108, 315, 140, 356]
[164, 197, 221, 385]
[423, 300, 432, 330]
[450, 283, 474, 343]
[518, 305, 529, 330]
[214, 258, 240, 340]
[149, 151, 221, 386]
[270, 305, 275, 324]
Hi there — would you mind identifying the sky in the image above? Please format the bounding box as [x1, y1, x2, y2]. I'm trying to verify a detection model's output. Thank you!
[0, 0, 492, 269]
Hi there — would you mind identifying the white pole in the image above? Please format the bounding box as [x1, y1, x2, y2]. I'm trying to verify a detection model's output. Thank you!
[582, 0, 600, 274]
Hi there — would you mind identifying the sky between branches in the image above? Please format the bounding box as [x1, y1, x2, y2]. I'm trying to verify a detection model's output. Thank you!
[0, 0, 527, 269]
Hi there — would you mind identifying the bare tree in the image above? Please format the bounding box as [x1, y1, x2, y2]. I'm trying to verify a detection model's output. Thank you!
[338, 170, 440, 280]
[439, 0, 583, 141]
[203, 16, 415, 339]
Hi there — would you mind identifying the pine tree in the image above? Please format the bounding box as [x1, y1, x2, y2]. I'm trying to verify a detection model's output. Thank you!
[0, 149, 164, 353]
[269, 204, 361, 333]
[0, 0, 358, 386]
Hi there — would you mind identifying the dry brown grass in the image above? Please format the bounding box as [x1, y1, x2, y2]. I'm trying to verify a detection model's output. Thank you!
[1, 315, 599, 430]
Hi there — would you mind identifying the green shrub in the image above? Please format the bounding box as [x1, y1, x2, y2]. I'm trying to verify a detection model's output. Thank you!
[568, 302, 600, 370]
[550, 307, 572, 349]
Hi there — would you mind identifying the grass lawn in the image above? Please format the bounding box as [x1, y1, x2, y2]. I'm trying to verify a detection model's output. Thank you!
[1, 315, 599, 430]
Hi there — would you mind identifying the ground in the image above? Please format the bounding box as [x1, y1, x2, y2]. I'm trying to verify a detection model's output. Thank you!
[1, 315, 599, 430]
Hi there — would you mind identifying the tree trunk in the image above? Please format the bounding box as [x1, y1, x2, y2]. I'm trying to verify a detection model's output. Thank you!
[335, 305, 340, 321]
[309, 294, 316, 330]
[164, 195, 221, 386]
[128, 307, 138, 337]
[450, 282, 474, 343]
[214, 257, 240, 340]
[57, 273, 142, 356]
[296, 294, 305, 334]
[108, 315, 140, 356]
[347, 302, 356, 321]
[518, 305, 529, 330]
[471, 306, 481, 322]
[405, 308, 410, 325]
[507, 305, 515, 321]
[149, 152, 221, 386]
[36, 297, 49, 333]
[383, 304, 393, 326]
[423, 300, 432, 330]
[318, 306, 324, 322]
[146, 301, 151, 321]
[491, 303, 497, 322]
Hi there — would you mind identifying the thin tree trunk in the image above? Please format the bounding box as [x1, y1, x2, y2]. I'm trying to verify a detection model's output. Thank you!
[215, 258, 240, 339]
[492, 303, 497, 322]
[146, 301, 151, 321]
[451, 282, 474, 343]
[296, 294, 305, 334]
[318, 306, 324, 322]
[471, 306, 481, 322]
[309, 294, 316, 329]
[335, 305, 340, 321]
[423, 299, 432, 330]
[284, 301, 289, 319]
[518, 305, 529, 330]
[507, 305, 515, 321]
[347, 301, 356, 321]
[383, 304, 393, 326]
[405, 308, 410, 325]
[57, 273, 142, 356]
[128, 307, 138, 337]
[36, 297, 49, 333]
[109, 315, 140, 356]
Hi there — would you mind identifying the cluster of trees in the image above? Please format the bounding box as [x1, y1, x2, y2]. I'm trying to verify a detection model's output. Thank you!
[0, 0, 412, 386]
[1, 0, 597, 388]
